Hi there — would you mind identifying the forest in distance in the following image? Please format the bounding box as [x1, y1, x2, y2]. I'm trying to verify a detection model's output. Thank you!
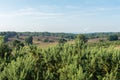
[0, 31, 120, 80]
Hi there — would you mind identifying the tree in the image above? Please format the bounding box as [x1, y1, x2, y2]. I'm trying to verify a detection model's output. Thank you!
[12, 40, 24, 49]
[3, 35, 9, 43]
[108, 35, 118, 41]
[25, 36, 33, 44]
[16, 35, 19, 39]
[75, 34, 87, 49]
[0, 36, 4, 43]
[58, 38, 67, 44]
[43, 38, 49, 42]
[75, 34, 87, 43]
[0, 37, 11, 58]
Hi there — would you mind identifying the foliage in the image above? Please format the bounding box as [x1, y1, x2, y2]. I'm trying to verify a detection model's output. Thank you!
[12, 40, 24, 49]
[0, 36, 4, 44]
[42, 38, 54, 43]
[108, 35, 118, 41]
[0, 36, 120, 80]
[58, 38, 67, 44]
[76, 34, 87, 43]
[25, 36, 33, 44]
[0, 37, 11, 59]
[1, 31, 120, 40]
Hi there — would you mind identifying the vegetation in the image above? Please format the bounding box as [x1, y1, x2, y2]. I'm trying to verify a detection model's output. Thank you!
[12, 40, 24, 49]
[58, 38, 67, 44]
[75, 34, 87, 43]
[25, 36, 33, 45]
[108, 35, 118, 41]
[0, 33, 120, 80]
[43, 38, 54, 43]
[1, 31, 120, 43]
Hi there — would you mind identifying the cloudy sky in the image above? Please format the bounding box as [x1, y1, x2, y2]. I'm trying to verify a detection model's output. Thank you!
[0, 0, 120, 33]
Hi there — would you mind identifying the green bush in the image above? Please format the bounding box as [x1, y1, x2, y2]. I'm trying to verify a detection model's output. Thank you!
[0, 37, 119, 80]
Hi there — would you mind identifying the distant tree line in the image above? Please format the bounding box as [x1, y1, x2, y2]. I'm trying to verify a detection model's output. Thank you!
[108, 35, 118, 41]
[1, 32, 120, 41]
[0, 32, 76, 41]
[85, 32, 120, 39]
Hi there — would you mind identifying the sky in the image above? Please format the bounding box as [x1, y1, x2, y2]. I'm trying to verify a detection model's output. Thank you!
[0, 0, 120, 33]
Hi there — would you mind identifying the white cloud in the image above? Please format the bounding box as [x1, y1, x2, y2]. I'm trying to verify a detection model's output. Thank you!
[94, 7, 120, 12]
[0, 4, 120, 32]
[0, 7, 65, 19]
[65, 5, 79, 9]
[38, 5, 59, 11]
[18, 8, 35, 12]
[0, 13, 16, 18]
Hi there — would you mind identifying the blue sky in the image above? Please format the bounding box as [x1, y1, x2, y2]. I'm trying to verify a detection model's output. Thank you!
[0, 0, 120, 32]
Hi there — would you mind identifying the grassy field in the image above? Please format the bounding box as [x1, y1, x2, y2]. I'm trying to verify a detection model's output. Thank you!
[33, 40, 58, 48]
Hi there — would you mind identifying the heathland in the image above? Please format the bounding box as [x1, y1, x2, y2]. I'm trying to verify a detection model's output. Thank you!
[0, 32, 120, 80]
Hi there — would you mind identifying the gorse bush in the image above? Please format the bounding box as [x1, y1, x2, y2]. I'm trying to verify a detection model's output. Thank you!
[0, 36, 120, 80]
[0, 53, 36, 80]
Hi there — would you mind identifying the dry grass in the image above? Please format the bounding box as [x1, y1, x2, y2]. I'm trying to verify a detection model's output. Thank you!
[67, 40, 75, 44]
[88, 38, 106, 43]
[33, 40, 58, 48]
[114, 45, 120, 50]
[33, 40, 75, 48]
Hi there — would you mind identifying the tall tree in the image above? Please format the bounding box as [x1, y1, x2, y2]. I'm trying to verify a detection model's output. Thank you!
[75, 34, 87, 43]
[25, 36, 33, 44]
